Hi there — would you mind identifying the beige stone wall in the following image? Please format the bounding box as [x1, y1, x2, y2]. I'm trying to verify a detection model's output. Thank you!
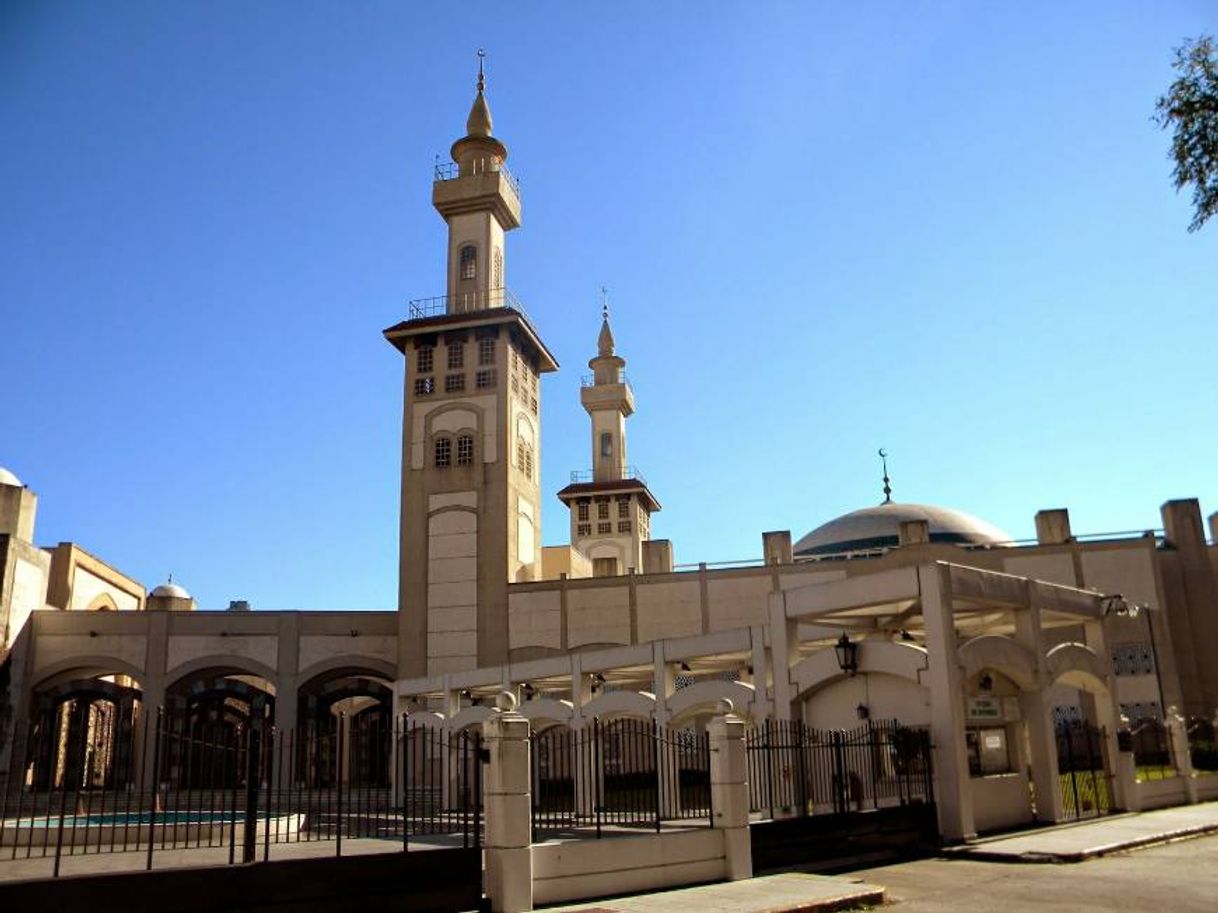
[69, 564, 140, 612]
[636, 578, 701, 643]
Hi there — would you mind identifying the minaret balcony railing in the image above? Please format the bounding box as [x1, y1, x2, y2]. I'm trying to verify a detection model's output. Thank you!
[580, 372, 631, 388]
[569, 466, 647, 486]
[406, 288, 544, 338]
[434, 159, 521, 197]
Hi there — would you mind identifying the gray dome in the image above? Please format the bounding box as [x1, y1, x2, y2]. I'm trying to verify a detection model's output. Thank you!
[0, 467, 22, 487]
[152, 581, 191, 599]
[794, 501, 1012, 557]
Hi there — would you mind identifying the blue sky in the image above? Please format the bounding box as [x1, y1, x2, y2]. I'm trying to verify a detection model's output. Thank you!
[2, 2, 1215, 610]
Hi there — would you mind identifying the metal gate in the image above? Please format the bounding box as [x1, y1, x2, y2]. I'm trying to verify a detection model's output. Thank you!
[1055, 719, 1113, 820]
[746, 720, 937, 872]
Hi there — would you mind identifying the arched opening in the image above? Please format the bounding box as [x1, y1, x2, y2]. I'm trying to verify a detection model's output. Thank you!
[28, 673, 144, 792]
[296, 668, 394, 789]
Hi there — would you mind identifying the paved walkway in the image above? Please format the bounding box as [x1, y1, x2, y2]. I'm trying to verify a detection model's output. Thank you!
[944, 800, 1218, 863]
[541, 873, 884, 913]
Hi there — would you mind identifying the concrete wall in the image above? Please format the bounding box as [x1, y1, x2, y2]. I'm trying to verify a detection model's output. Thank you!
[971, 774, 1033, 833]
[531, 829, 726, 906]
[1131, 776, 1188, 811]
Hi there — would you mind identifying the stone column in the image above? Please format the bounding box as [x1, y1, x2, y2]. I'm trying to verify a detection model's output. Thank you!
[708, 703, 752, 881]
[484, 692, 533, 913]
[1166, 706, 1198, 803]
[767, 591, 797, 721]
[919, 563, 975, 841]
[1014, 595, 1065, 823]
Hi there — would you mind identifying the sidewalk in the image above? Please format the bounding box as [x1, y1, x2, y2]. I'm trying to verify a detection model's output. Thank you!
[943, 800, 1218, 863]
[540, 873, 884, 913]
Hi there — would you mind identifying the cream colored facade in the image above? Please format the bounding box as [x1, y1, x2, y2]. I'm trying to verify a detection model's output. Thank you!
[4, 70, 1218, 846]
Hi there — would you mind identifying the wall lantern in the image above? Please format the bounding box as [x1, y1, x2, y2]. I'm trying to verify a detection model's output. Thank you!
[521, 682, 536, 701]
[979, 673, 994, 693]
[835, 633, 859, 677]
[856, 702, 870, 720]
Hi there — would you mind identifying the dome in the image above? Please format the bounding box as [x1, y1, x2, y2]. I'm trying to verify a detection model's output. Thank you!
[151, 581, 191, 600]
[0, 467, 22, 487]
[794, 501, 1013, 557]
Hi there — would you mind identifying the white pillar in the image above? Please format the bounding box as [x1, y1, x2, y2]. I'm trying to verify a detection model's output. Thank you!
[919, 563, 975, 841]
[708, 703, 752, 881]
[1015, 602, 1065, 823]
[484, 693, 533, 913]
[1166, 706, 1199, 803]
[768, 592, 796, 721]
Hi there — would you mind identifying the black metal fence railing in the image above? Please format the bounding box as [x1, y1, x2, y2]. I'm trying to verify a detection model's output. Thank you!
[530, 719, 712, 840]
[0, 710, 482, 877]
[1055, 719, 1112, 819]
[1127, 717, 1175, 781]
[1188, 718, 1218, 773]
[745, 719, 933, 819]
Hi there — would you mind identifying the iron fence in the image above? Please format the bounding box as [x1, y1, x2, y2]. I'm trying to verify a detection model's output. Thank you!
[1055, 719, 1112, 819]
[1127, 717, 1175, 781]
[0, 709, 482, 876]
[745, 719, 933, 819]
[1189, 718, 1218, 772]
[530, 718, 711, 840]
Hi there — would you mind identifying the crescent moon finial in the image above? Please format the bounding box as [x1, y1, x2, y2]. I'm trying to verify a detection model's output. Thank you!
[879, 449, 892, 504]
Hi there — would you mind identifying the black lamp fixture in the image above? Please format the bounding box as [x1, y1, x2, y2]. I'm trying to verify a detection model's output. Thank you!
[979, 673, 994, 693]
[834, 633, 859, 677]
[679, 662, 692, 673]
[856, 702, 870, 720]
[521, 682, 536, 700]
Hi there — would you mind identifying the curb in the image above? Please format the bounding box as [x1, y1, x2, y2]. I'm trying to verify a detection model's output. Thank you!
[944, 821, 1218, 864]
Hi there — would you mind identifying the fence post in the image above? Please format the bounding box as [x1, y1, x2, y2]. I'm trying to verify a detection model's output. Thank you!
[242, 724, 261, 863]
[708, 700, 752, 881]
[483, 692, 532, 913]
[1166, 707, 1198, 804]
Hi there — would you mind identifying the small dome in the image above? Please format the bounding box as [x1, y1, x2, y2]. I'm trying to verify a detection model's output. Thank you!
[152, 581, 191, 599]
[794, 501, 1012, 557]
[0, 467, 22, 487]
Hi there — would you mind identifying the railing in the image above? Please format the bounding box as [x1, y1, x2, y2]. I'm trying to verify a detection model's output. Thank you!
[745, 719, 933, 819]
[580, 373, 631, 388]
[568, 466, 647, 486]
[1128, 717, 1175, 780]
[1055, 719, 1112, 818]
[0, 710, 482, 876]
[1188, 718, 1218, 773]
[434, 158, 521, 197]
[408, 287, 524, 320]
[530, 719, 711, 841]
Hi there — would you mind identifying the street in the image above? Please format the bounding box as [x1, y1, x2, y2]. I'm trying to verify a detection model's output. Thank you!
[854, 833, 1218, 912]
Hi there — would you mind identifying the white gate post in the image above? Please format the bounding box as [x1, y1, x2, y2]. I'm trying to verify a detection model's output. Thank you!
[484, 692, 533, 913]
[709, 700, 752, 881]
[1166, 707, 1199, 804]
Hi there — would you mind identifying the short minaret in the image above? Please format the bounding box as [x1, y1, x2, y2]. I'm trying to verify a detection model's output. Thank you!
[557, 308, 661, 576]
[385, 58, 558, 678]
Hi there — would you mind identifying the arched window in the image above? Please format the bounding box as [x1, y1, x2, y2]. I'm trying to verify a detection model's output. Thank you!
[459, 245, 476, 280]
[457, 433, 474, 466]
[435, 436, 452, 468]
[600, 432, 613, 458]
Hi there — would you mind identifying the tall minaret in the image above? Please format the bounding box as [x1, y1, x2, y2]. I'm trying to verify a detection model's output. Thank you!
[385, 58, 559, 678]
[557, 307, 661, 576]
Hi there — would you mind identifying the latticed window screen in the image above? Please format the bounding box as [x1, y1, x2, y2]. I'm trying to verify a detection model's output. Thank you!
[577, 502, 589, 522]
[414, 377, 434, 396]
[476, 369, 496, 389]
[445, 373, 465, 393]
[434, 436, 452, 468]
[456, 434, 474, 466]
[416, 346, 434, 373]
[460, 245, 476, 279]
[597, 500, 610, 520]
[478, 338, 495, 365]
[1112, 643, 1156, 676]
[447, 343, 464, 370]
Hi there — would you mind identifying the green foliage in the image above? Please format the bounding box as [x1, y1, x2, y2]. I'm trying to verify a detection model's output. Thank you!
[1155, 36, 1218, 232]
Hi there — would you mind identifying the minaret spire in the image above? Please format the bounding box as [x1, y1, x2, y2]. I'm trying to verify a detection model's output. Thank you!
[597, 287, 615, 356]
[879, 448, 893, 504]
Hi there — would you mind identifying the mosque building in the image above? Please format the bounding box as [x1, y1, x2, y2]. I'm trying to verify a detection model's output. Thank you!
[3, 65, 1218, 842]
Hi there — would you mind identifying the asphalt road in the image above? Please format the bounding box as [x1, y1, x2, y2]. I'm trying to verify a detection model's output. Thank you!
[852, 833, 1218, 912]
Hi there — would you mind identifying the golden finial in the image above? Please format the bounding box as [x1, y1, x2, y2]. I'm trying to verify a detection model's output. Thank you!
[477, 48, 486, 92]
[879, 449, 893, 504]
